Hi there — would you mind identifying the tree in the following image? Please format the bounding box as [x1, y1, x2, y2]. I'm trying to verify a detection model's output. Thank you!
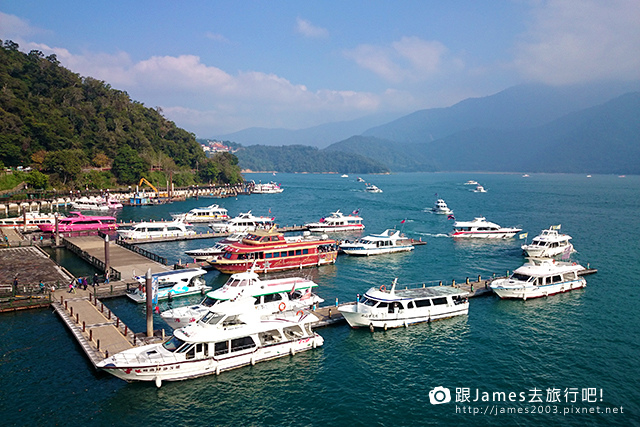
[198, 159, 220, 184]
[43, 149, 85, 184]
[111, 145, 149, 184]
[24, 170, 49, 189]
[31, 150, 47, 170]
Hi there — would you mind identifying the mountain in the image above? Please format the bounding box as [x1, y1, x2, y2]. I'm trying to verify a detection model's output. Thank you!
[212, 112, 403, 148]
[326, 92, 640, 174]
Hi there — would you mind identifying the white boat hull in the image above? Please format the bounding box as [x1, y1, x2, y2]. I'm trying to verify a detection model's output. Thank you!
[491, 278, 586, 300]
[127, 285, 212, 303]
[522, 244, 573, 258]
[99, 335, 323, 383]
[307, 225, 364, 232]
[341, 245, 414, 256]
[339, 303, 468, 329]
[452, 231, 519, 239]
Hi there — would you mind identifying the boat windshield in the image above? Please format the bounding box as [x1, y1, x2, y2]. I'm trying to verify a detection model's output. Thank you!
[201, 296, 219, 307]
[359, 295, 378, 306]
[224, 278, 250, 287]
[162, 335, 186, 352]
[511, 273, 533, 282]
[201, 312, 226, 325]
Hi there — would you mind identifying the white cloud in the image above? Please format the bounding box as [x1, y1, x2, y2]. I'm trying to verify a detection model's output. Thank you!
[344, 36, 451, 83]
[295, 17, 329, 39]
[204, 32, 228, 43]
[0, 12, 46, 39]
[514, 0, 640, 84]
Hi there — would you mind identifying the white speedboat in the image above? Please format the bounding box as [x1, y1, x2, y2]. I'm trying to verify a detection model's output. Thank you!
[252, 181, 283, 194]
[521, 226, 574, 258]
[473, 184, 487, 193]
[431, 199, 453, 215]
[365, 184, 382, 193]
[490, 259, 586, 300]
[171, 204, 229, 223]
[341, 174, 349, 178]
[70, 196, 122, 211]
[464, 180, 478, 185]
[357, 177, 365, 182]
[118, 216, 196, 240]
[0, 211, 56, 231]
[160, 269, 324, 329]
[340, 229, 414, 256]
[339, 279, 469, 330]
[451, 217, 522, 238]
[305, 210, 364, 232]
[184, 232, 247, 262]
[208, 211, 275, 234]
[126, 268, 210, 303]
[97, 309, 323, 386]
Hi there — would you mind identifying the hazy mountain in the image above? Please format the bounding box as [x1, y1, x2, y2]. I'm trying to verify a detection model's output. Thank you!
[213, 112, 403, 148]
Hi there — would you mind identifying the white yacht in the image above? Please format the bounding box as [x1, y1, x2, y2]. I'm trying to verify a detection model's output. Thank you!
[431, 199, 453, 215]
[184, 232, 247, 262]
[252, 181, 283, 194]
[464, 180, 478, 186]
[70, 196, 123, 211]
[160, 269, 324, 329]
[171, 204, 229, 223]
[305, 210, 364, 232]
[340, 229, 414, 256]
[451, 217, 521, 238]
[97, 309, 324, 386]
[126, 268, 210, 303]
[118, 216, 196, 240]
[339, 279, 469, 330]
[473, 184, 487, 193]
[490, 259, 586, 300]
[0, 211, 56, 231]
[521, 226, 574, 258]
[208, 211, 274, 234]
[365, 184, 383, 193]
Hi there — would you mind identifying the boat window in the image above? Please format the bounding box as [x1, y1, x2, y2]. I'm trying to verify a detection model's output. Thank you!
[225, 279, 240, 287]
[214, 341, 228, 356]
[254, 296, 263, 305]
[432, 297, 448, 306]
[280, 251, 287, 257]
[361, 297, 377, 306]
[273, 252, 280, 258]
[176, 343, 194, 355]
[201, 312, 226, 325]
[265, 253, 273, 259]
[303, 249, 309, 255]
[295, 249, 302, 256]
[407, 301, 415, 309]
[377, 302, 389, 310]
[263, 293, 283, 303]
[222, 315, 245, 327]
[551, 275, 563, 283]
[259, 329, 282, 345]
[162, 335, 185, 352]
[563, 272, 576, 281]
[231, 336, 256, 352]
[283, 326, 305, 340]
[414, 299, 432, 308]
[224, 252, 233, 259]
[511, 273, 532, 282]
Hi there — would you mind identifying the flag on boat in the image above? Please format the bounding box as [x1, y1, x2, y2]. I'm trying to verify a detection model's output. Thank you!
[400, 219, 406, 224]
[551, 224, 561, 230]
[519, 232, 528, 239]
[300, 287, 312, 300]
[562, 245, 571, 260]
[447, 214, 455, 220]
[319, 217, 325, 223]
[268, 208, 271, 214]
[352, 209, 360, 215]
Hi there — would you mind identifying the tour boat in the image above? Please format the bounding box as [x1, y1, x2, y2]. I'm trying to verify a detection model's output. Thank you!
[339, 278, 469, 330]
[171, 204, 230, 223]
[97, 309, 324, 386]
[117, 216, 195, 240]
[184, 232, 247, 262]
[37, 212, 117, 233]
[0, 211, 56, 231]
[340, 229, 415, 256]
[464, 180, 478, 185]
[209, 211, 275, 234]
[305, 210, 365, 232]
[364, 184, 383, 193]
[490, 259, 586, 300]
[207, 229, 338, 274]
[521, 225, 574, 258]
[70, 196, 123, 211]
[252, 181, 283, 194]
[451, 217, 522, 238]
[126, 268, 210, 303]
[431, 199, 453, 215]
[160, 269, 324, 329]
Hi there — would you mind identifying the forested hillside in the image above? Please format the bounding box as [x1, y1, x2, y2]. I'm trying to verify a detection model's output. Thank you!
[0, 40, 242, 189]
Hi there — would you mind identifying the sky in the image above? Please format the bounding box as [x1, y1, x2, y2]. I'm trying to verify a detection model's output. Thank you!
[1, 0, 639, 138]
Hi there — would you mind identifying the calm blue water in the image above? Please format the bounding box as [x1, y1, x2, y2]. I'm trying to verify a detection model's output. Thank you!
[1, 172, 639, 426]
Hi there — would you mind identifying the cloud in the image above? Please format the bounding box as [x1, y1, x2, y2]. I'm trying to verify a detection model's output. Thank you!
[295, 17, 329, 39]
[514, 0, 640, 84]
[204, 32, 228, 43]
[344, 36, 450, 83]
[0, 12, 46, 39]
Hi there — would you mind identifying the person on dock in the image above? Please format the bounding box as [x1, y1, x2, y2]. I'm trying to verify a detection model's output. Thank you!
[92, 273, 98, 287]
[81, 277, 88, 290]
[68, 280, 76, 294]
[39, 281, 45, 294]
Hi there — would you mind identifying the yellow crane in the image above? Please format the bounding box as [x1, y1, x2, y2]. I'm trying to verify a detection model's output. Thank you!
[138, 178, 158, 194]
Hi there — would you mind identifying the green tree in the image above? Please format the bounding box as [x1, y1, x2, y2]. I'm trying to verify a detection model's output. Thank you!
[198, 159, 220, 184]
[43, 149, 85, 184]
[24, 170, 49, 189]
[111, 145, 149, 184]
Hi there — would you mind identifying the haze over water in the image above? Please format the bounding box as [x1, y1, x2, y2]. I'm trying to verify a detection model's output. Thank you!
[1, 172, 638, 426]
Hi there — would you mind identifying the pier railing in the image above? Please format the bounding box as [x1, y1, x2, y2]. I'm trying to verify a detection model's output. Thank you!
[115, 238, 168, 265]
[62, 237, 122, 281]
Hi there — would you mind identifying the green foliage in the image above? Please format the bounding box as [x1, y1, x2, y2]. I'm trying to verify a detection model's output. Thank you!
[237, 145, 390, 174]
[111, 145, 149, 184]
[42, 149, 86, 184]
[0, 171, 25, 191]
[24, 170, 49, 189]
[77, 170, 117, 190]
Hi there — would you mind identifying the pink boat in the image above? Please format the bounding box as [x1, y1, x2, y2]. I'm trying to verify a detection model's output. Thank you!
[37, 212, 117, 233]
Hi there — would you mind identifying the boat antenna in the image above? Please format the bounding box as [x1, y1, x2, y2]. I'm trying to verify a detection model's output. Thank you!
[390, 278, 398, 294]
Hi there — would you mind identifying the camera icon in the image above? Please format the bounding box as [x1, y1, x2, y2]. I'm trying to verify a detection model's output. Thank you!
[429, 386, 451, 405]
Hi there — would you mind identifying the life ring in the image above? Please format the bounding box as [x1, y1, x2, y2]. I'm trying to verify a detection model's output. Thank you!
[572, 262, 577, 266]
[379, 285, 386, 292]
[296, 310, 304, 317]
[279, 302, 286, 312]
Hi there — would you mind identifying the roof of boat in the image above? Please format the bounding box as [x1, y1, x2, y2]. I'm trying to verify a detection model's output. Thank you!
[63, 212, 116, 220]
[513, 260, 584, 276]
[149, 268, 206, 278]
[364, 285, 467, 301]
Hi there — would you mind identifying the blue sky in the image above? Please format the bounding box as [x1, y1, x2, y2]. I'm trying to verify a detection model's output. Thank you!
[1, 1, 639, 138]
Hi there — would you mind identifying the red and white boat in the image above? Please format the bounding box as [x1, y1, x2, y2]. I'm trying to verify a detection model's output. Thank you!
[451, 217, 521, 239]
[37, 212, 117, 233]
[207, 229, 338, 274]
[0, 211, 56, 231]
[304, 210, 364, 232]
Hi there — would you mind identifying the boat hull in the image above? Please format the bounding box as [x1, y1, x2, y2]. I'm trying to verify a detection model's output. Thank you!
[339, 303, 468, 329]
[452, 231, 520, 239]
[208, 252, 337, 274]
[99, 335, 323, 383]
[491, 278, 586, 300]
[522, 244, 574, 258]
[341, 245, 414, 256]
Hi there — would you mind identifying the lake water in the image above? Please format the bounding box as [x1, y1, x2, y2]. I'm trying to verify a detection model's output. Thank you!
[1, 172, 639, 426]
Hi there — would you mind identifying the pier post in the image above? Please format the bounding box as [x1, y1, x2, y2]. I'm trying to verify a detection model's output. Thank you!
[146, 269, 153, 337]
[54, 214, 60, 247]
[104, 234, 110, 279]
[83, 321, 86, 332]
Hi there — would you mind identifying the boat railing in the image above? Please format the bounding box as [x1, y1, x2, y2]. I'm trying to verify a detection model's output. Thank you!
[378, 279, 457, 292]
